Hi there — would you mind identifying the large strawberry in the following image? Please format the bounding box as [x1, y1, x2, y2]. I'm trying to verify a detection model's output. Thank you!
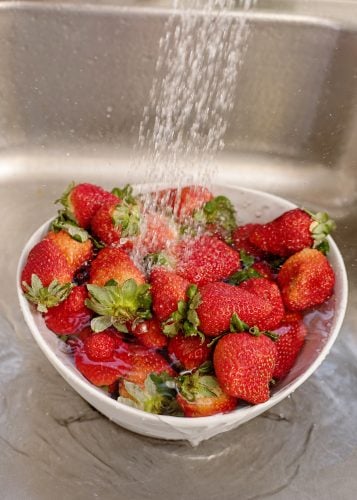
[150, 267, 189, 322]
[273, 312, 307, 379]
[138, 212, 178, 255]
[176, 370, 237, 417]
[21, 239, 74, 312]
[168, 333, 211, 371]
[176, 235, 240, 286]
[89, 247, 145, 286]
[58, 182, 119, 229]
[75, 330, 132, 386]
[196, 282, 278, 336]
[232, 223, 265, 259]
[46, 230, 93, 272]
[249, 208, 335, 257]
[213, 332, 277, 404]
[44, 285, 93, 335]
[277, 248, 335, 311]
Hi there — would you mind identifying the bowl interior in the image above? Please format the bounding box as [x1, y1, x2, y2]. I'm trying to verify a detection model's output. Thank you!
[16, 184, 348, 444]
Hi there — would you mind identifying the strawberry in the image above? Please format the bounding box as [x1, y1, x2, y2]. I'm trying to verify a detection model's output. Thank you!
[89, 247, 145, 287]
[21, 239, 73, 288]
[176, 371, 237, 417]
[213, 332, 277, 404]
[131, 318, 168, 349]
[273, 312, 307, 379]
[192, 195, 237, 237]
[44, 285, 93, 335]
[177, 185, 213, 220]
[168, 333, 211, 371]
[176, 235, 240, 286]
[46, 230, 93, 272]
[252, 261, 274, 281]
[232, 223, 265, 259]
[238, 278, 284, 330]
[147, 185, 213, 219]
[150, 267, 189, 322]
[277, 248, 335, 311]
[138, 212, 178, 255]
[249, 208, 335, 257]
[75, 330, 132, 386]
[90, 199, 140, 246]
[58, 182, 119, 229]
[196, 282, 278, 336]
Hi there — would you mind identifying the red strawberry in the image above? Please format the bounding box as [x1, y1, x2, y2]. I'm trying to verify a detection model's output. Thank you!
[89, 247, 145, 286]
[177, 185, 213, 220]
[75, 330, 132, 386]
[252, 261, 274, 281]
[21, 239, 73, 288]
[238, 278, 284, 330]
[168, 333, 211, 371]
[277, 248, 335, 311]
[273, 312, 307, 379]
[90, 199, 140, 246]
[59, 182, 119, 229]
[44, 285, 93, 334]
[176, 372, 237, 417]
[138, 212, 178, 255]
[46, 230, 93, 272]
[249, 208, 335, 257]
[196, 282, 278, 336]
[232, 223, 265, 259]
[119, 347, 176, 398]
[150, 267, 189, 322]
[176, 235, 240, 286]
[213, 332, 277, 404]
[131, 318, 168, 349]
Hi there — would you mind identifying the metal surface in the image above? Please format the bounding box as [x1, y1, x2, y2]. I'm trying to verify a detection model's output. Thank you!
[0, 1, 356, 499]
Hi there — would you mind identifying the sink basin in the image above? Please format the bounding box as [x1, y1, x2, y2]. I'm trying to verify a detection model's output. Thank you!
[1, 0, 356, 438]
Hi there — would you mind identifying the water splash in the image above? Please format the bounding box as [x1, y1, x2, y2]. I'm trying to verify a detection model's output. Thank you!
[137, 0, 254, 192]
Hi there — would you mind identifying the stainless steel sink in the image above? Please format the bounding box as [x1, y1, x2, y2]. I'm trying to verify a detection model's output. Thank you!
[1, 1, 357, 499]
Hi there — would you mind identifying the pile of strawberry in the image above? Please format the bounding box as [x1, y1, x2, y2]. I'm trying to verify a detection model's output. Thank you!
[21, 182, 336, 417]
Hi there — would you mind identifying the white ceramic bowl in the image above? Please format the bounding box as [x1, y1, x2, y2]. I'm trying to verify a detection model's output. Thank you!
[17, 185, 348, 445]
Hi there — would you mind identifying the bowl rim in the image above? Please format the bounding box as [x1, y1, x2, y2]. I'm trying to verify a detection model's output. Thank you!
[16, 184, 349, 429]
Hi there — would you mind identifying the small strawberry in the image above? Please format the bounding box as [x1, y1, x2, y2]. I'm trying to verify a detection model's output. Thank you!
[86, 278, 152, 333]
[58, 182, 119, 229]
[44, 285, 93, 335]
[150, 267, 189, 322]
[131, 318, 168, 349]
[277, 248, 335, 311]
[213, 332, 277, 404]
[238, 278, 285, 330]
[232, 223, 265, 259]
[90, 198, 140, 246]
[249, 208, 335, 257]
[46, 230, 93, 272]
[176, 370, 237, 417]
[168, 333, 211, 371]
[89, 247, 145, 286]
[196, 282, 278, 336]
[176, 235, 240, 286]
[75, 330, 132, 386]
[273, 312, 307, 379]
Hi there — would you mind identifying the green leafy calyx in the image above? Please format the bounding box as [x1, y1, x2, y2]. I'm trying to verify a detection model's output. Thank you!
[118, 372, 182, 416]
[305, 210, 336, 254]
[22, 274, 73, 313]
[86, 279, 152, 333]
[162, 285, 204, 340]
